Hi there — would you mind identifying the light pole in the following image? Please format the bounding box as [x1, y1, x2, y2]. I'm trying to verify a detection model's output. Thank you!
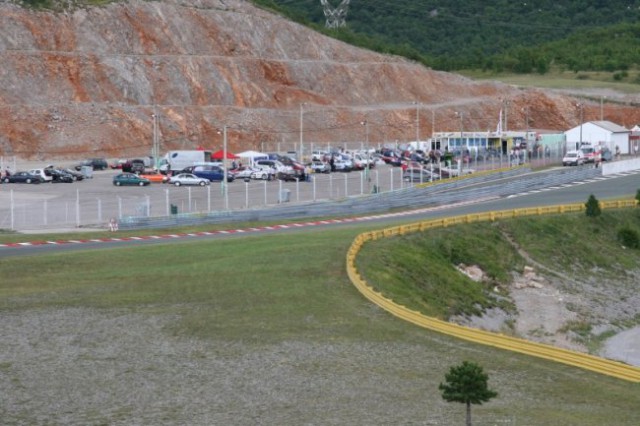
[151, 109, 159, 169]
[455, 111, 464, 146]
[361, 120, 369, 148]
[600, 96, 606, 121]
[576, 103, 584, 149]
[299, 103, 306, 161]
[217, 126, 230, 210]
[502, 99, 510, 132]
[414, 101, 420, 144]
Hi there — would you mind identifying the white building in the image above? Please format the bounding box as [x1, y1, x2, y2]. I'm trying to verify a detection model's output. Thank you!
[564, 121, 630, 154]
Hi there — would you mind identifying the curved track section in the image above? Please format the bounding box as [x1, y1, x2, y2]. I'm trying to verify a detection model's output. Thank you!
[346, 200, 640, 383]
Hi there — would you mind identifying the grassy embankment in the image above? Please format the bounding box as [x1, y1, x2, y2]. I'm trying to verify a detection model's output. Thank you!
[1, 210, 640, 424]
[461, 69, 640, 97]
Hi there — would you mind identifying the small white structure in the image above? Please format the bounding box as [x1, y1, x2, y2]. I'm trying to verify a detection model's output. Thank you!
[236, 150, 269, 166]
[564, 121, 630, 154]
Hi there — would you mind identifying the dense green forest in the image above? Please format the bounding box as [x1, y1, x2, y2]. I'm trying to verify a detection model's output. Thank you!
[252, 0, 640, 74]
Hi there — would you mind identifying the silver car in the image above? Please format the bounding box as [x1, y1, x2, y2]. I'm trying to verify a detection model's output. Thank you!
[168, 173, 211, 186]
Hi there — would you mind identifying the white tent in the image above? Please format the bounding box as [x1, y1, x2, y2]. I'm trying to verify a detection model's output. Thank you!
[236, 150, 269, 165]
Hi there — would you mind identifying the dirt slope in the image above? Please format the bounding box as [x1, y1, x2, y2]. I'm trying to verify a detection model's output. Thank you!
[0, 0, 638, 160]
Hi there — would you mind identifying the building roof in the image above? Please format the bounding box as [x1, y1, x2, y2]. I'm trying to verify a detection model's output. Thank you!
[588, 121, 629, 133]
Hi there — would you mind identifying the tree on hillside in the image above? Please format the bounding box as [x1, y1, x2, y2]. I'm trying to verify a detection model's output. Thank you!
[439, 361, 498, 426]
[585, 194, 602, 217]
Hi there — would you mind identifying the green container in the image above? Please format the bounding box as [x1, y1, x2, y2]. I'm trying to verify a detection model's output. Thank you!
[170, 204, 178, 215]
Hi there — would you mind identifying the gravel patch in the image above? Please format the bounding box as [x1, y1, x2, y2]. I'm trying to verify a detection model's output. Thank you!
[0, 307, 471, 425]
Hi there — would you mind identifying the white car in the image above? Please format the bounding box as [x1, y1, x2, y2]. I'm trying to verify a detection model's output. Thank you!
[250, 168, 272, 180]
[168, 173, 210, 186]
[562, 150, 585, 166]
[309, 160, 330, 173]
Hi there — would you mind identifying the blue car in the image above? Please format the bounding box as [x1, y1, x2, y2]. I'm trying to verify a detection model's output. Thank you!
[192, 165, 235, 182]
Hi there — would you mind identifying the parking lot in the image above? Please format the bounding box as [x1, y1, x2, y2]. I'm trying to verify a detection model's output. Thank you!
[0, 160, 422, 231]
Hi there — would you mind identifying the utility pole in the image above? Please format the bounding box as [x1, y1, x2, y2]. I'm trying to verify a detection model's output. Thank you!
[151, 108, 159, 169]
[299, 103, 305, 162]
[577, 103, 584, 148]
[414, 101, 420, 144]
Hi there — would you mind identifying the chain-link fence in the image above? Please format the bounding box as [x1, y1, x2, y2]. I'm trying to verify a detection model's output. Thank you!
[0, 152, 568, 232]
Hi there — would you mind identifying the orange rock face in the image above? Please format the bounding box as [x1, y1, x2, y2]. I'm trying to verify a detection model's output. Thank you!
[0, 0, 638, 160]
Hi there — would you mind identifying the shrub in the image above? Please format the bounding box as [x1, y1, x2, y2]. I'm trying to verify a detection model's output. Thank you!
[617, 227, 640, 249]
[585, 194, 602, 217]
[635, 188, 640, 205]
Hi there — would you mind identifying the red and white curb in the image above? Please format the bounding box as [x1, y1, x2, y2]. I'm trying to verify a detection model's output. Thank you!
[0, 198, 495, 249]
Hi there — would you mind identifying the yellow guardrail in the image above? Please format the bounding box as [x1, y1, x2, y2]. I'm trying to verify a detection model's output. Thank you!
[346, 199, 640, 382]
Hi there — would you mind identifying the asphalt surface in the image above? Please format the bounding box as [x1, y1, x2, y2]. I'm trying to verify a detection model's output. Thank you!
[1, 169, 639, 258]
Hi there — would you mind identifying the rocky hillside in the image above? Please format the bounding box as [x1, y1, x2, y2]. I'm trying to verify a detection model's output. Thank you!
[0, 0, 638, 160]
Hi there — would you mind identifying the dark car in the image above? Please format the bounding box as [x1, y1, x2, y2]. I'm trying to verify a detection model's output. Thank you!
[122, 159, 146, 174]
[48, 169, 74, 183]
[63, 168, 85, 181]
[112, 173, 151, 186]
[2, 171, 44, 184]
[75, 158, 108, 171]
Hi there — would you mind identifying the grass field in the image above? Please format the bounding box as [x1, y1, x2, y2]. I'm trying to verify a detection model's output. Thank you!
[1, 221, 639, 424]
[460, 69, 640, 96]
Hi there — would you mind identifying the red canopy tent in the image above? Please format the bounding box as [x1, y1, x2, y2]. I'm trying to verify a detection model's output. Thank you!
[211, 149, 239, 160]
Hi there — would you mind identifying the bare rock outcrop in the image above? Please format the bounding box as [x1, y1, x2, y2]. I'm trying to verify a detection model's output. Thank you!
[1, 0, 638, 160]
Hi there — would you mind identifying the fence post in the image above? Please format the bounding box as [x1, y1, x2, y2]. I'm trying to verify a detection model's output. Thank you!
[97, 198, 102, 224]
[313, 174, 316, 201]
[245, 180, 249, 208]
[76, 189, 80, 228]
[390, 168, 394, 192]
[10, 189, 15, 230]
[43, 199, 48, 226]
[263, 180, 267, 205]
[344, 174, 348, 197]
[207, 185, 211, 212]
[118, 196, 122, 219]
[165, 188, 170, 216]
[188, 187, 192, 212]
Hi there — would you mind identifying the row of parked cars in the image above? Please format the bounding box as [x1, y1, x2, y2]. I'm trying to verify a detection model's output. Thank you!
[112, 172, 211, 187]
[1, 166, 85, 184]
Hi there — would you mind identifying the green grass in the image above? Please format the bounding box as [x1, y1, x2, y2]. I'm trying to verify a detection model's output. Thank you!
[358, 210, 640, 319]
[459, 69, 640, 95]
[1, 218, 640, 424]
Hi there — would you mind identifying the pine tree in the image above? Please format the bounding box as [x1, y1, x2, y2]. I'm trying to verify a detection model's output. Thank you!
[439, 361, 498, 426]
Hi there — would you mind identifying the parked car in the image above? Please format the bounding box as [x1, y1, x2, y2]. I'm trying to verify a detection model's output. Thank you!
[112, 173, 150, 186]
[48, 169, 74, 183]
[255, 159, 293, 175]
[139, 171, 168, 183]
[75, 158, 108, 171]
[562, 150, 585, 166]
[2, 171, 44, 184]
[250, 168, 272, 180]
[308, 160, 330, 174]
[168, 173, 210, 186]
[403, 168, 439, 182]
[230, 166, 270, 180]
[122, 159, 146, 174]
[28, 168, 53, 182]
[192, 164, 235, 182]
[110, 159, 128, 169]
[62, 168, 85, 181]
[579, 146, 600, 163]
[332, 158, 352, 172]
